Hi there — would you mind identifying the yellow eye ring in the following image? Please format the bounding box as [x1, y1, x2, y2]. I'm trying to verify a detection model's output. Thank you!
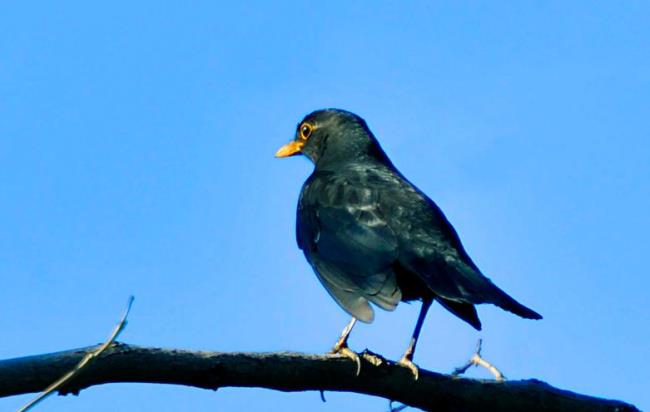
[299, 123, 313, 140]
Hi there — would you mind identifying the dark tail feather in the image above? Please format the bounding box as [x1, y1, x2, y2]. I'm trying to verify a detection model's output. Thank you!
[447, 261, 542, 321]
[492, 289, 542, 320]
[437, 297, 482, 330]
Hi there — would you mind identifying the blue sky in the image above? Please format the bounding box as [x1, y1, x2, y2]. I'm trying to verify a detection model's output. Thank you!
[1, 1, 648, 411]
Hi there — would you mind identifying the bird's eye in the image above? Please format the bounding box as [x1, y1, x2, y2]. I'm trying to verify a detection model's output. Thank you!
[299, 123, 313, 140]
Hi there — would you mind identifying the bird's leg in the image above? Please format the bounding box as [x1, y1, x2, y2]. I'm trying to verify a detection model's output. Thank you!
[398, 298, 433, 380]
[330, 317, 361, 375]
[332, 317, 356, 351]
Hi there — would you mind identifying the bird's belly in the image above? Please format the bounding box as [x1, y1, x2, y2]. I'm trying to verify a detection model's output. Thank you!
[395, 263, 433, 302]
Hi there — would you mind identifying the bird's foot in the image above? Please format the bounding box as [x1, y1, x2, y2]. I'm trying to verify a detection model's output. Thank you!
[397, 356, 420, 380]
[330, 344, 361, 376]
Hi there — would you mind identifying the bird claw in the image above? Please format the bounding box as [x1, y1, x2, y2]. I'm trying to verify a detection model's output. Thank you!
[398, 356, 420, 380]
[331, 345, 361, 376]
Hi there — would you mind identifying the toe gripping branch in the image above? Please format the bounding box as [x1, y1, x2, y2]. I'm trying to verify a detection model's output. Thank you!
[331, 345, 362, 376]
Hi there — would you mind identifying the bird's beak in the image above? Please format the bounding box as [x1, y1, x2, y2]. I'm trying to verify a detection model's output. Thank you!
[275, 140, 304, 158]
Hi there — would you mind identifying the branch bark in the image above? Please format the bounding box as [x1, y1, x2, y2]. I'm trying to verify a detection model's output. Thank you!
[0, 344, 638, 412]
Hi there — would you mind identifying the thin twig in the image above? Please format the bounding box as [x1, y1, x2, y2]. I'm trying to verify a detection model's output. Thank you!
[451, 339, 505, 381]
[452, 339, 483, 376]
[18, 296, 135, 412]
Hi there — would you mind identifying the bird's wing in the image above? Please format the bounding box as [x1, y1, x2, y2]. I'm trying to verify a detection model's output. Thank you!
[380, 173, 541, 320]
[297, 172, 402, 323]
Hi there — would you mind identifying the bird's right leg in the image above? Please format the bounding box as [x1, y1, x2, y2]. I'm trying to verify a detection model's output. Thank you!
[398, 298, 433, 380]
[330, 317, 361, 375]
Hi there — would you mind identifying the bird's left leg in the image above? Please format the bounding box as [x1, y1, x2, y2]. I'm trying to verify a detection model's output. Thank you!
[330, 317, 361, 375]
[398, 298, 433, 380]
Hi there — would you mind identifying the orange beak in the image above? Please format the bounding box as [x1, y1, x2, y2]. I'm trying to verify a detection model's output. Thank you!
[275, 140, 304, 158]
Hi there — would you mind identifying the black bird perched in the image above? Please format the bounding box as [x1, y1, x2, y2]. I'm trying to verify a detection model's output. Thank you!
[276, 109, 541, 378]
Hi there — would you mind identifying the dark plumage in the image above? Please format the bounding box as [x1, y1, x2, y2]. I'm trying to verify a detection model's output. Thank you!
[276, 109, 541, 375]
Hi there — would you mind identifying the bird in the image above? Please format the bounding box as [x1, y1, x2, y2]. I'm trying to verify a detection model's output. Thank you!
[276, 109, 541, 378]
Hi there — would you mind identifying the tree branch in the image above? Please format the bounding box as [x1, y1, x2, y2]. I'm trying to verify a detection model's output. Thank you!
[18, 296, 134, 412]
[0, 344, 638, 412]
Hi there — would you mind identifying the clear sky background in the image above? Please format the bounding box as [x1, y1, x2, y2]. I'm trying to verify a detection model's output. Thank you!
[1, 1, 648, 411]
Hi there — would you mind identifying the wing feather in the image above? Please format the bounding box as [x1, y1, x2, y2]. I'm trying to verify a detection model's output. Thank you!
[297, 172, 402, 322]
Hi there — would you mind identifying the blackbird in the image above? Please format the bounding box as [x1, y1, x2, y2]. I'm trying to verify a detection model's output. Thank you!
[276, 109, 541, 378]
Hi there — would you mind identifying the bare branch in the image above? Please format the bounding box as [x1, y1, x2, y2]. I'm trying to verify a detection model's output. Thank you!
[17, 296, 134, 412]
[0, 344, 638, 412]
[452, 339, 505, 381]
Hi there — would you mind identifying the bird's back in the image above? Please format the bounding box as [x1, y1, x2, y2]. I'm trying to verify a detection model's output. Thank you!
[297, 160, 541, 324]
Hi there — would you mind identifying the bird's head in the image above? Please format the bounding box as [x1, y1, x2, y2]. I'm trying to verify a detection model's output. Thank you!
[276, 109, 389, 167]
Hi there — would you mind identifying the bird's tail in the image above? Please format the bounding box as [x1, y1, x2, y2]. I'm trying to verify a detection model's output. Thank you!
[491, 287, 542, 320]
[456, 261, 543, 320]
[436, 297, 483, 330]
